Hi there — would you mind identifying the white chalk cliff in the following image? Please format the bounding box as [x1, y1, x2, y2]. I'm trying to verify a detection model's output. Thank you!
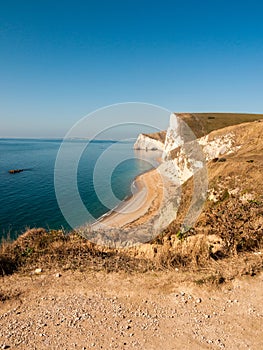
[158, 113, 238, 186]
[151, 113, 241, 232]
[133, 113, 240, 231]
[133, 133, 165, 151]
[162, 114, 185, 159]
[134, 113, 238, 187]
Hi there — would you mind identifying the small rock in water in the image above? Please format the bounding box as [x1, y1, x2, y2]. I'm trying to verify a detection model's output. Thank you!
[8, 169, 24, 174]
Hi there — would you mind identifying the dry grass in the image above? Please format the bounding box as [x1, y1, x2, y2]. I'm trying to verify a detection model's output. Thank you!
[176, 112, 263, 138]
[0, 228, 158, 277]
[0, 222, 262, 285]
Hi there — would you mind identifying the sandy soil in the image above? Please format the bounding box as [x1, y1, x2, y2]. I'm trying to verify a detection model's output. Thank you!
[92, 169, 164, 229]
[0, 270, 262, 349]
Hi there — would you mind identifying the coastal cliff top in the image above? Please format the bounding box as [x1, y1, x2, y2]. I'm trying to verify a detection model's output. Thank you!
[143, 113, 263, 142]
[175, 112, 263, 138]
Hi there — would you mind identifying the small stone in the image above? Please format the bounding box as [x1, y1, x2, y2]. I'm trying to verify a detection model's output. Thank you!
[180, 292, 185, 296]
[35, 268, 42, 274]
[55, 273, 61, 278]
[196, 298, 202, 303]
[1, 345, 10, 349]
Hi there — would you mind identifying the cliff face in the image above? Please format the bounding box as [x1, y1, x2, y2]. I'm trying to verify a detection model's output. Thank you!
[133, 113, 263, 233]
[160, 113, 240, 185]
[162, 114, 185, 157]
[134, 112, 239, 164]
[133, 133, 165, 151]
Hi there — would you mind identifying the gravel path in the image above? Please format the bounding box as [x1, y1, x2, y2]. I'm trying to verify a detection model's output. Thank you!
[0, 270, 262, 349]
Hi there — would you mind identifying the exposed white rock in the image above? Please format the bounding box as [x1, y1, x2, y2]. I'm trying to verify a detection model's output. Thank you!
[208, 189, 220, 202]
[240, 192, 254, 203]
[159, 118, 240, 187]
[133, 133, 164, 151]
[162, 114, 185, 159]
[198, 132, 238, 161]
[134, 113, 241, 192]
[158, 144, 205, 186]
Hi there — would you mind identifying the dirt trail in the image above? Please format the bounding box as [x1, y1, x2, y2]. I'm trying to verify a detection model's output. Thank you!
[0, 270, 262, 349]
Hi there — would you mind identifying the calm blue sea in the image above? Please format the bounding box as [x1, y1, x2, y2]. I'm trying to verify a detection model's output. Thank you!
[0, 138, 157, 239]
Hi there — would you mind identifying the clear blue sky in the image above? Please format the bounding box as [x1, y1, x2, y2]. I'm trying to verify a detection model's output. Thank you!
[1, 0, 263, 137]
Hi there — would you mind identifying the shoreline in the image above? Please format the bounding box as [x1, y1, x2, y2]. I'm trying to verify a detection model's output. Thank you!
[93, 167, 153, 224]
[91, 164, 164, 230]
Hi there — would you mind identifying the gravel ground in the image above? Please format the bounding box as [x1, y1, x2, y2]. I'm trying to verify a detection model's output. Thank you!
[0, 270, 262, 349]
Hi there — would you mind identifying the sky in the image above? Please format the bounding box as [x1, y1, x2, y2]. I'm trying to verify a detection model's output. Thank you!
[1, 0, 263, 137]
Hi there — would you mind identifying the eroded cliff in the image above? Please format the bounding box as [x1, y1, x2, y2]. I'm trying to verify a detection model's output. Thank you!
[133, 132, 165, 151]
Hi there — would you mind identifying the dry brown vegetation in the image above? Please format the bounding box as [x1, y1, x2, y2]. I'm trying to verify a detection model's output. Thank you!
[1, 224, 262, 287]
[0, 228, 160, 277]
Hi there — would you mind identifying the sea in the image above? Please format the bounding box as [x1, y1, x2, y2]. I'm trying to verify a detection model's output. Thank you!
[0, 138, 159, 240]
